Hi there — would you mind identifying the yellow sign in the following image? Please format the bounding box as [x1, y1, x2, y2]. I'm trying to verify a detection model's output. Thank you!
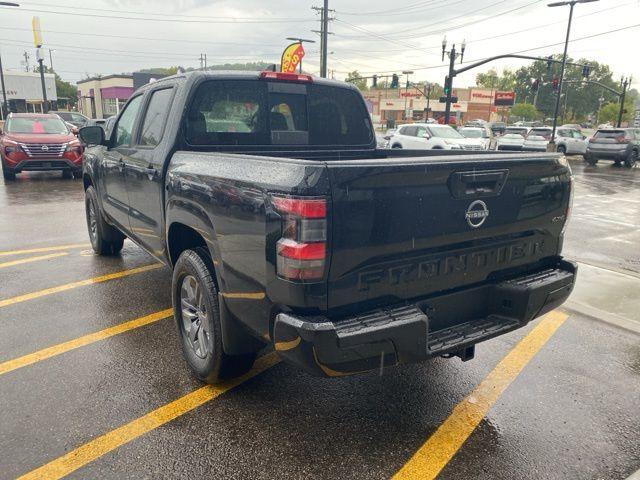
[280, 42, 305, 74]
[32, 16, 43, 47]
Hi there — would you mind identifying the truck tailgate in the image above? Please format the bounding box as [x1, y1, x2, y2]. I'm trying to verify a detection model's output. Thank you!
[325, 153, 571, 312]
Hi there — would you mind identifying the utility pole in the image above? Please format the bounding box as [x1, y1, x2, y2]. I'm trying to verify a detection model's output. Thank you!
[0, 2, 20, 119]
[425, 83, 432, 121]
[199, 53, 206, 70]
[312, 1, 333, 78]
[48, 48, 54, 72]
[36, 47, 48, 112]
[22, 51, 30, 72]
[402, 70, 413, 120]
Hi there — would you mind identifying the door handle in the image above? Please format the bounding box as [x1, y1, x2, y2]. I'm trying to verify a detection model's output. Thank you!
[143, 166, 156, 181]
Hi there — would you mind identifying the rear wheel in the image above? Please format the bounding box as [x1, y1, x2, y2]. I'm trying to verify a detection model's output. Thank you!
[585, 155, 598, 166]
[2, 162, 16, 181]
[557, 145, 566, 154]
[172, 247, 256, 384]
[85, 185, 125, 255]
[624, 149, 638, 168]
[62, 170, 73, 179]
[73, 169, 83, 179]
[391, 143, 402, 149]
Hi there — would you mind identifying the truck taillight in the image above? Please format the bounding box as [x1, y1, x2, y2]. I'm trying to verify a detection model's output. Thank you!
[272, 195, 327, 281]
[259, 71, 313, 83]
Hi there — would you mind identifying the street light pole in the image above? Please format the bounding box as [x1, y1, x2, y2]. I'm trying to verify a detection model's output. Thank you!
[617, 76, 630, 127]
[0, 2, 20, 119]
[442, 37, 465, 125]
[547, 0, 599, 149]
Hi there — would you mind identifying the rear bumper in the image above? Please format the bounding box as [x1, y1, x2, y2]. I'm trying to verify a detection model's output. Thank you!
[274, 259, 577, 377]
[12, 158, 81, 172]
[585, 148, 630, 161]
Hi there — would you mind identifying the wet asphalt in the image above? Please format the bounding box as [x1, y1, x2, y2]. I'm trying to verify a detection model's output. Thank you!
[0, 161, 638, 480]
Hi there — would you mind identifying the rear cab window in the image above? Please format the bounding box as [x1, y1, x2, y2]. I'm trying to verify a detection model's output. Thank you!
[184, 79, 373, 148]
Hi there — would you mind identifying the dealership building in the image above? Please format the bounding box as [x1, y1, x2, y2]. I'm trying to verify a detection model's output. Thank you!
[0, 71, 57, 120]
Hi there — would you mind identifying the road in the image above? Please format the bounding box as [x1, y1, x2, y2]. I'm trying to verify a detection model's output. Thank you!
[0, 159, 638, 480]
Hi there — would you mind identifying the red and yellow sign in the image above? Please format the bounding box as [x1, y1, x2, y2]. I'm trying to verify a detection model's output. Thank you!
[280, 42, 305, 73]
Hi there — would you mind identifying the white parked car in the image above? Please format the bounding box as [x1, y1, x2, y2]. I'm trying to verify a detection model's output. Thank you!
[497, 133, 526, 151]
[523, 135, 549, 151]
[459, 126, 495, 150]
[555, 128, 587, 155]
[389, 124, 484, 151]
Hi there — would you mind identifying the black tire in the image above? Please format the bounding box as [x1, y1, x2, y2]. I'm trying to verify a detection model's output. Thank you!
[62, 170, 73, 179]
[391, 143, 402, 149]
[85, 185, 125, 255]
[172, 247, 256, 384]
[557, 145, 566, 154]
[624, 150, 638, 168]
[2, 162, 16, 181]
[73, 169, 83, 179]
[585, 155, 598, 166]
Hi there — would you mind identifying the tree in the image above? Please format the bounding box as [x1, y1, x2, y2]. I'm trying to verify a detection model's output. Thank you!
[597, 96, 635, 125]
[510, 103, 539, 121]
[475, 68, 516, 91]
[345, 70, 368, 91]
[33, 65, 78, 108]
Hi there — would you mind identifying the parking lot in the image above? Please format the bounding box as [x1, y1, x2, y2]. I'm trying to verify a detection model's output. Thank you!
[0, 159, 639, 480]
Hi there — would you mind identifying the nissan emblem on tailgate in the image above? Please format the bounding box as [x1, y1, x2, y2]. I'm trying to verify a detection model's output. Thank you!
[465, 200, 489, 228]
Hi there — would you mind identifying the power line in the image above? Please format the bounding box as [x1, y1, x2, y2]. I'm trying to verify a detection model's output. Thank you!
[0, 6, 316, 23]
[19, 1, 311, 21]
[339, 22, 640, 75]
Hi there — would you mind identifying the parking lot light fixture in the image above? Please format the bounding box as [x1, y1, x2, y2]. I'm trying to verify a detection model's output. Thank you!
[547, 0, 600, 150]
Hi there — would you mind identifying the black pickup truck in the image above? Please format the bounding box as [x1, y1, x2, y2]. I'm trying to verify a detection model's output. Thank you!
[79, 71, 576, 383]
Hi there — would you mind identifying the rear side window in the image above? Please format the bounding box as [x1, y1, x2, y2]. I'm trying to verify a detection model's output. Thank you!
[184, 80, 373, 147]
[139, 88, 174, 147]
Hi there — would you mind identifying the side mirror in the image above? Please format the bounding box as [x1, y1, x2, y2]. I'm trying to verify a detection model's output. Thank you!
[79, 125, 105, 146]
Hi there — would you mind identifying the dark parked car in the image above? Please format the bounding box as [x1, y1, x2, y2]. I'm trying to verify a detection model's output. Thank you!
[489, 122, 507, 136]
[50, 110, 90, 128]
[585, 128, 639, 167]
[79, 70, 576, 384]
[1, 113, 83, 180]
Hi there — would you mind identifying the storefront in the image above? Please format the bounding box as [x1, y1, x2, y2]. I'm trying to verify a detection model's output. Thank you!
[77, 75, 133, 119]
[0, 71, 57, 120]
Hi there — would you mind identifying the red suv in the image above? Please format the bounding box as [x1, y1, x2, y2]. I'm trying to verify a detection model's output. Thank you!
[1, 113, 84, 181]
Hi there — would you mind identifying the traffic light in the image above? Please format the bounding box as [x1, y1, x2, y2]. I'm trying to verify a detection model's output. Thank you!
[390, 74, 399, 89]
[531, 79, 540, 92]
[443, 76, 450, 95]
[546, 55, 553, 73]
[552, 77, 559, 91]
[372, 74, 378, 88]
[581, 65, 591, 78]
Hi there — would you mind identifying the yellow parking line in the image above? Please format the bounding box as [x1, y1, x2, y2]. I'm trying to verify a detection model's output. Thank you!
[0, 252, 69, 269]
[221, 292, 265, 300]
[0, 264, 163, 309]
[17, 353, 280, 480]
[0, 243, 90, 257]
[0, 308, 173, 376]
[393, 310, 569, 480]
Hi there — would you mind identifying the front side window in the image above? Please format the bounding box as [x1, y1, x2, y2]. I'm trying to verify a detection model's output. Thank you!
[113, 95, 143, 148]
[139, 88, 174, 147]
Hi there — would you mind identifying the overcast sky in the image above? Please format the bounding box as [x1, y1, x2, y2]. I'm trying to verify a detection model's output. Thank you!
[0, 0, 638, 90]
